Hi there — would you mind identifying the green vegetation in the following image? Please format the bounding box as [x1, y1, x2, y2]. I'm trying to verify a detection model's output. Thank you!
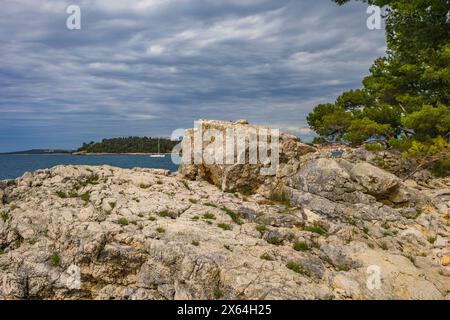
[406, 254, 416, 264]
[267, 236, 282, 246]
[109, 202, 117, 210]
[191, 240, 200, 246]
[80, 192, 90, 202]
[427, 236, 437, 244]
[364, 143, 384, 152]
[191, 216, 199, 221]
[220, 207, 243, 225]
[72, 174, 99, 191]
[382, 230, 393, 237]
[0, 211, 9, 222]
[181, 180, 191, 191]
[77, 137, 178, 153]
[414, 208, 423, 219]
[68, 191, 78, 198]
[203, 212, 216, 220]
[307, 0, 449, 177]
[204, 202, 218, 208]
[218, 223, 232, 231]
[50, 253, 61, 267]
[256, 224, 267, 235]
[303, 224, 327, 236]
[79, 192, 90, 202]
[260, 253, 274, 261]
[15, 235, 24, 248]
[156, 227, 166, 233]
[238, 185, 254, 196]
[279, 153, 290, 164]
[80, 174, 99, 186]
[117, 218, 129, 226]
[213, 288, 224, 299]
[293, 240, 309, 251]
[286, 261, 308, 276]
[56, 191, 67, 199]
[188, 198, 198, 204]
[157, 210, 171, 218]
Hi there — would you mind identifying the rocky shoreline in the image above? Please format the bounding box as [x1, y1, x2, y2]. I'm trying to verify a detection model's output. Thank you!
[0, 121, 449, 300]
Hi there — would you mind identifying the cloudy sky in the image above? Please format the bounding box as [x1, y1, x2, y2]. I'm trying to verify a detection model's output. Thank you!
[0, 0, 386, 152]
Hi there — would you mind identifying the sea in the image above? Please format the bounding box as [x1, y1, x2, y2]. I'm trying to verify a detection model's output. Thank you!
[0, 154, 180, 180]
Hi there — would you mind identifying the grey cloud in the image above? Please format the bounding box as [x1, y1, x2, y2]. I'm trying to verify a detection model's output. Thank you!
[0, 0, 386, 151]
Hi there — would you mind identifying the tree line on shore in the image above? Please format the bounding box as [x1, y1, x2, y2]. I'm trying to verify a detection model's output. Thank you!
[77, 137, 179, 154]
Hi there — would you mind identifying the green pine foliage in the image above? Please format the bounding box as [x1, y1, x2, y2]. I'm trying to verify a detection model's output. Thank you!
[77, 137, 179, 153]
[307, 1, 449, 176]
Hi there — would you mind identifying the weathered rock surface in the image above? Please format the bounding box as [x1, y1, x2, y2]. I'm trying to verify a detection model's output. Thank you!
[179, 119, 316, 194]
[0, 163, 448, 300]
[0, 120, 448, 300]
[350, 163, 400, 197]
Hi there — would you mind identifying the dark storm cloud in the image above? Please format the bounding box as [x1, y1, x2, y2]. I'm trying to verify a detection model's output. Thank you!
[0, 0, 386, 151]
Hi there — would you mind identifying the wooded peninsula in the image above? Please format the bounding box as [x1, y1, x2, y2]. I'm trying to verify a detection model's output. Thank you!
[76, 137, 179, 154]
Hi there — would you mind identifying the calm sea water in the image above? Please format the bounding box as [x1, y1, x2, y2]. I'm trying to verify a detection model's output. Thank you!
[0, 154, 180, 180]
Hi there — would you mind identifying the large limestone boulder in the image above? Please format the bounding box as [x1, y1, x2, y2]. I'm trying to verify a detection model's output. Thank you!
[350, 163, 400, 197]
[179, 120, 316, 192]
[287, 158, 372, 204]
[290, 158, 352, 193]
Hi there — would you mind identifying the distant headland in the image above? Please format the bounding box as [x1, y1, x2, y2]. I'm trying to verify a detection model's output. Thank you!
[75, 137, 179, 154]
[0, 149, 72, 155]
[1, 137, 180, 155]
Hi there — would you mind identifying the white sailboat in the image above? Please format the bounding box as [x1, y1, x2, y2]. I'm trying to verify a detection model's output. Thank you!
[150, 137, 166, 158]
